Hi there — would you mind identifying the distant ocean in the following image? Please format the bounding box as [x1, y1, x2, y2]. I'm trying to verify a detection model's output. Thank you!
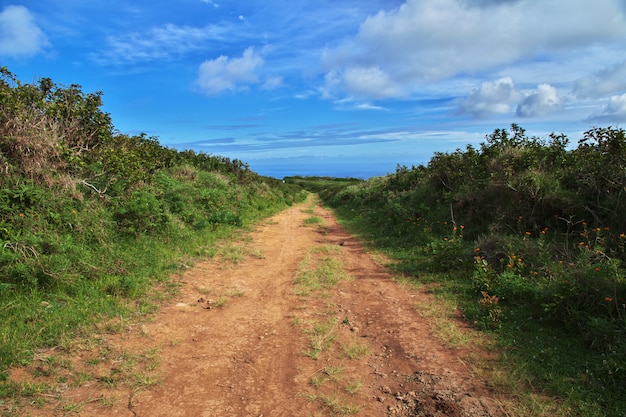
[247, 155, 422, 179]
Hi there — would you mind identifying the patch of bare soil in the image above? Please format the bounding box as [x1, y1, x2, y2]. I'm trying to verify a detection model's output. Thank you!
[8, 199, 506, 416]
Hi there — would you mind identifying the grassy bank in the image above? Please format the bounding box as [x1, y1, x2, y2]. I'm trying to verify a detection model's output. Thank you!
[293, 125, 626, 417]
[0, 67, 307, 394]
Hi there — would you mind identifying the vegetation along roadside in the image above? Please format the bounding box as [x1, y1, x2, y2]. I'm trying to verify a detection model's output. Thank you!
[3, 64, 626, 417]
[0, 67, 306, 401]
[291, 124, 626, 417]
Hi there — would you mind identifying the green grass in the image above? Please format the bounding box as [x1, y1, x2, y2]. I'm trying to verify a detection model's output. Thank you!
[310, 374, 327, 388]
[304, 216, 324, 226]
[298, 392, 361, 416]
[289, 228, 367, 416]
[212, 297, 228, 308]
[294, 252, 348, 297]
[323, 366, 343, 382]
[225, 289, 246, 297]
[317, 201, 626, 417]
[0, 68, 309, 415]
[304, 319, 338, 360]
[343, 380, 362, 395]
[341, 340, 372, 360]
[60, 395, 108, 415]
[215, 243, 248, 265]
[0, 194, 304, 414]
[293, 155, 626, 417]
[414, 296, 479, 348]
[311, 244, 341, 255]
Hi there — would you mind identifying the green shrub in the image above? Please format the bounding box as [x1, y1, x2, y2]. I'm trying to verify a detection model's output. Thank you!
[0, 67, 306, 383]
[113, 187, 169, 235]
[425, 227, 470, 272]
[304, 124, 626, 415]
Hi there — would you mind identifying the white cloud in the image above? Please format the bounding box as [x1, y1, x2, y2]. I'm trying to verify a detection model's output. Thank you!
[201, 0, 219, 7]
[456, 77, 520, 117]
[261, 76, 284, 90]
[338, 67, 406, 100]
[96, 23, 231, 66]
[354, 103, 387, 111]
[322, 0, 626, 99]
[517, 84, 562, 118]
[573, 61, 626, 99]
[197, 47, 264, 95]
[586, 93, 626, 123]
[457, 79, 564, 119]
[294, 90, 316, 100]
[0, 5, 49, 58]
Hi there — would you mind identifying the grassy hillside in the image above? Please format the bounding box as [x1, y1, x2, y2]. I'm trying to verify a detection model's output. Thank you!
[294, 124, 626, 416]
[0, 67, 306, 382]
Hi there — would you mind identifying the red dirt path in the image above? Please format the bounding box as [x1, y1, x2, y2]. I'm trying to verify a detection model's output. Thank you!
[9, 200, 506, 417]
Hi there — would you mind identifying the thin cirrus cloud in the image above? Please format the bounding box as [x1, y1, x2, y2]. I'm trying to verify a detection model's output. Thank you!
[586, 93, 626, 123]
[0, 5, 49, 58]
[201, 0, 220, 8]
[261, 76, 285, 91]
[573, 61, 626, 99]
[93, 23, 233, 66]
[322, 0, 626, 101]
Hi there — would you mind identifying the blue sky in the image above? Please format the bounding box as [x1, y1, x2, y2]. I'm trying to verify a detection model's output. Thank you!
[2, 0, 626, 178]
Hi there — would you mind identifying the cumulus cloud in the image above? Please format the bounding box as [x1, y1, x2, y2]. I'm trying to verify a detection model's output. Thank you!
[328, 67, 405, 100]
[586, 93, 626, 123]
[573, 61, 626, 99]
[322, 0, 626, 99]
[197, 47, 264, 95]
[456, 77, 520, 117]
[517, 84, 562, 117]
[0, 5, 49, 58]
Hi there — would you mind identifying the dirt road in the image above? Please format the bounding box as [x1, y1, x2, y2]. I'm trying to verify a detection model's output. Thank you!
[12, 199, 505, 416]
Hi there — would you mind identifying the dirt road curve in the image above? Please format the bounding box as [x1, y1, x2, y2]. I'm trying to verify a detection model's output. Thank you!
[15, 200, 505, 416]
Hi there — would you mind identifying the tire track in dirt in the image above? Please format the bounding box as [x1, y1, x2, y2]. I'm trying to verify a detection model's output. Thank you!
[10, 198, 506, 416]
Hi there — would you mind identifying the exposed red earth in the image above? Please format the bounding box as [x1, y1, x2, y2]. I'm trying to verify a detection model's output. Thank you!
[9, 200, 507, 417]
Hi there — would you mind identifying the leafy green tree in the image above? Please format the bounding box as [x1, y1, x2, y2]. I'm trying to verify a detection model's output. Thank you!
[569, 127, 626, 230]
